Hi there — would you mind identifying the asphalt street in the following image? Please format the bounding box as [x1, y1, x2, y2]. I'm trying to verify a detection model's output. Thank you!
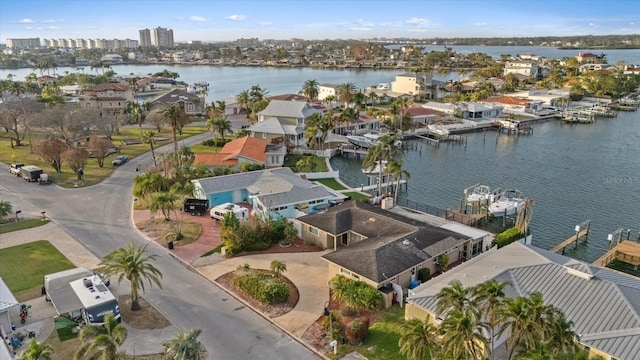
[0, 131, 320, 360]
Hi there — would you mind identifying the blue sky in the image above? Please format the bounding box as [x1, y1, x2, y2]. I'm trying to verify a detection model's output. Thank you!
[1, 0, 638, 43]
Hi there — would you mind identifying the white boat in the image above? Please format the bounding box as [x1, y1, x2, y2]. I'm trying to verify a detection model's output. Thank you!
[376, 83, 390, 91]
[465, 185, 491, 203]
[488, 190, 525, 217]
[346, 132, 402, 149]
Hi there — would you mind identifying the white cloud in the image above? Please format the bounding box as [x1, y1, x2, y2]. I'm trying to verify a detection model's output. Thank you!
[18, 18, 33, 24]
[189, 16, 208, 22]
[589, 22, 596, 27]
[474, 22, 487, 26]
[405, 17, 426, 25]
[259, 21, 272, 26]
[36, 26, 58, 30]
[226, 14, 246, 21]
[350, 27, 372, 31]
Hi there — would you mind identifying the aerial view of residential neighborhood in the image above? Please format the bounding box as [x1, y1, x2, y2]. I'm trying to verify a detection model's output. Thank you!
[1, 1, 640, 359]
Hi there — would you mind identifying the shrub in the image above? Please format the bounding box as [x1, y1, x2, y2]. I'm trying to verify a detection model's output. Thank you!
[344, 318, 370, 345]
[418, 268, 431, 282]
[492, 226, 524, 248]
[233, 272, 290, 305]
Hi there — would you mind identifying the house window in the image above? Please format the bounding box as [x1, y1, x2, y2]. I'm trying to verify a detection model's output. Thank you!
[262, 133, 267, 139]
[309, 226, 318, 236]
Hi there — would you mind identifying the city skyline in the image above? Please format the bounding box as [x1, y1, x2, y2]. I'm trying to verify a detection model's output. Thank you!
[1, 0, 639, 43]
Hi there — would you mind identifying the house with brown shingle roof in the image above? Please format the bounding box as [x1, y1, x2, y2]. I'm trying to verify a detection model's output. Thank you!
[151, 88, 204, 116]
[79, 83, 133, 113]
[193, 136, 285, 171]
[296, 201, 492, 295]
[406, 107, 442, 125]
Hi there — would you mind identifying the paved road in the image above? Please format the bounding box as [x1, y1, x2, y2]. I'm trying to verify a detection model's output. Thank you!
[0, 132, 320, 360]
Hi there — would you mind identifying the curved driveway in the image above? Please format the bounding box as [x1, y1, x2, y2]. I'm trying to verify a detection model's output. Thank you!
[0, 132, 320, 360]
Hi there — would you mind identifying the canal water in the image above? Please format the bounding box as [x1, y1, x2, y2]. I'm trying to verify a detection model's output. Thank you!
[330, 111, 640, 262]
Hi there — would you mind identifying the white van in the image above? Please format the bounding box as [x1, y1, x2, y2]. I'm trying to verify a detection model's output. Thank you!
[210, 203, 249, 221]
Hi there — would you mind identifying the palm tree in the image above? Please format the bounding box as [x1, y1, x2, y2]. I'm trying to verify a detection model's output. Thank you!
[337, 82, 356, 108]
[141, 130, 157, 167]
[160, 103, 189, 153]
[19, 338, 54, 360]
[300, 79, 319, 101]
[212, 117, 233, 140]
[499, 292, 547, 360]
[74, 312, 127, 360]
[96, 241, 163, 311]
[515, 198, 535, 238]
[472, 280, 509, 360]
[270, 260, 287, 279]
[436, 280, 472, 316]
[304, 112, 321, 149]
[163, 328, 205, 360]
[439, 310, 488, 360]
[0, 200, 12, 221]
[150, 191, 179, 221]
[329, 275, 350, 305]
[216, 100, 227, 118]
[386, 159, 410, 203]
[236, 90, 250, 116]
[398, 316, 438, 360]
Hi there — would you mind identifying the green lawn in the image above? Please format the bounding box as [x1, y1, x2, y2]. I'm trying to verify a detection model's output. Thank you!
[0, 240, 75, 295]
[283, 154, 329, 172]
[313, 178, 348, 190]
[0, 124, 207, 188]
[334, 305, 407, 360]
[0, 219, 49, 234]
[342, 192, 371, 201]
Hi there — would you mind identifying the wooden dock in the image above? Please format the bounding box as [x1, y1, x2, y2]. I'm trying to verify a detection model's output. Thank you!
[551, 220, 591, 254]
[339, 146, 368, 157]
[593, 241, 640, 267]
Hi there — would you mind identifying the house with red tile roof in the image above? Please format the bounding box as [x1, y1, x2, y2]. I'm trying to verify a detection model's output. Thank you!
[482, 95, 544, 115]
[79, 83, 133, 113]
[193, 136, 285, 171]
[576, 52, 597, 63]
[406, 107, 442, 125]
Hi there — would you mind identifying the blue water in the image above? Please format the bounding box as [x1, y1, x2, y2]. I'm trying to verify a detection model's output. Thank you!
[331, 112, 640, 262]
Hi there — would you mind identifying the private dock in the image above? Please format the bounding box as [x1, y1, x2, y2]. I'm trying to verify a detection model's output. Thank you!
[593, 240, 640, 268]
[413, 132, 467, 146]
[551, 220, 591, 254]
[497, 120, 533, 135]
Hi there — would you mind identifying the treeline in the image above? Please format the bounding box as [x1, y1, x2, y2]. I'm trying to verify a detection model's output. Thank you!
[385, 34, 640, 48]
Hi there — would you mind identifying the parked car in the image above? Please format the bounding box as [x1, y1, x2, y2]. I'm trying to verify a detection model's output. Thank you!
[8, 163, 25, 176]
[112, 155, 129, 166]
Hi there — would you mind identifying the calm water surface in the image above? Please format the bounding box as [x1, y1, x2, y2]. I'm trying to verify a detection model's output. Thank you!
[331, 112, 640, 262]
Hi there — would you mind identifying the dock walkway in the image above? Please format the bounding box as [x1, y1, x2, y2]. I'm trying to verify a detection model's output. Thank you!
[551, 227, 590, 253]
[593, 241, 640, 267]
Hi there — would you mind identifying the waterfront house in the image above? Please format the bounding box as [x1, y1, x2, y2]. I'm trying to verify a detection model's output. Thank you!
[331, 113, 382, 136]
[318, 84, 339, 102]
[406, 241, 640, 360]
[391, 73, 435, 99]
[151, 88, 204, 116]
[576, 51, 597, 64]
[249, 99, 321, 146]
[296, 201, 492, 296]
[191, 167, 336, 220]
[193, 136, 285, 170]
[481, 95, 544, 115]
[79, 83, 133, 114]
[406, 107, 442, 125]
[503, 59, 541, 79]
[510, 89, 571, 108]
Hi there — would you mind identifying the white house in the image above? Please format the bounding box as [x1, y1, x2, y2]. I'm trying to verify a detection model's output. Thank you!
[504, 60, 540, 78]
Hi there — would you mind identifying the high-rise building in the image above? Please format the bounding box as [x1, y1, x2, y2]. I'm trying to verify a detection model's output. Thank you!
[139, 28, 152, 48]
[153, 27, 174, 48]
[6, 38, 41, 49]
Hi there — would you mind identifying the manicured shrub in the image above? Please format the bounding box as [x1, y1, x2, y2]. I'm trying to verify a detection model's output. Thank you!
[344, 317, 370, 345]
[418, 268, 431, 282]
[233, 271, 290, 305]
[492, 226, 524, 248]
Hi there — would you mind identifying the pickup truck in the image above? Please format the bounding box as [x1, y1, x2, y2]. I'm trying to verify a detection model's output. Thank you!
[8, 163, 25, 176]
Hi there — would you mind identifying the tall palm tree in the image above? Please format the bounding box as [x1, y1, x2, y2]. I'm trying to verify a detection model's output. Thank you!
[96, 241, 163, 311]
[216, 100, 227, 118]
[236, 90, 250, 116]
[300, 79, 319, 101]
[439, 310, 488, 360]
[398, 316, 438, 360]
[19, 338, 54, 360]
[304, 112, 321, 149]
[472, 280, 509, 360]
[386, 159, 410, 203]
[337, 82, 356, 108]
[212, 117, 233, 140]
[163, 329, 205, 360]
[499, 292, 547, 360]
[160, 103, 189, 153]
[74, 312, 127, 360]
[141, 130, 157, 167]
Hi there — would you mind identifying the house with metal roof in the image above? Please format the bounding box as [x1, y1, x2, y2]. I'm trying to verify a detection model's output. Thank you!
[191, 167, 336, 220]
[249, 100, 321, 146]
[295, 201, 492, 296]
[151, 88, 204, 116]
[406, 241, 640, 360]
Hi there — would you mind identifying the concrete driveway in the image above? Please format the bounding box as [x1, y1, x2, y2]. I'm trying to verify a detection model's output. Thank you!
[197, 250, 332, 338]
